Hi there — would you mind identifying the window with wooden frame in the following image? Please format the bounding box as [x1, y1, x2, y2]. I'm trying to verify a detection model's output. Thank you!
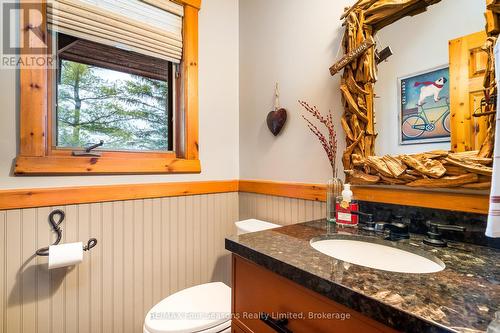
[15, 0, 201, 175]
[54, 34, 174, 153]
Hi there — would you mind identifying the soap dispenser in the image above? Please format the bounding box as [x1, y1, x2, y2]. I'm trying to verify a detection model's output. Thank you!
[335, 184, 359, 226]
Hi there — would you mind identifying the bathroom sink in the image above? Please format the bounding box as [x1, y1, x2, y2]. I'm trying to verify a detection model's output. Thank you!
[310, 236, 445, 274]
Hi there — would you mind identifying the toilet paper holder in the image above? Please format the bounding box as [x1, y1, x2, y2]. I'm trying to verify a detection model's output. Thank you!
[36, 209, 98, 256]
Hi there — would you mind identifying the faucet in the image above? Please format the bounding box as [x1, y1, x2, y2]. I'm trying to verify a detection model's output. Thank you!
[350, 211, 410, 241]
[423, 221, 465, 247]
[374, 221, 410, 241]
[350, 211, 376, 231]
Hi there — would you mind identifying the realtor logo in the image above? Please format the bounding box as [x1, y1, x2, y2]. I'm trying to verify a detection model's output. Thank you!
[1, 2, 55, 68]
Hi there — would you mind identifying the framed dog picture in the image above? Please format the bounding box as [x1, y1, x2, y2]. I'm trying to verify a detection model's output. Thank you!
[398, 65, 451, 145]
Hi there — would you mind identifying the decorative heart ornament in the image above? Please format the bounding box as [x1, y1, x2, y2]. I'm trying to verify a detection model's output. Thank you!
[266, 108, 287, 136]
[266, 82, 287, 136]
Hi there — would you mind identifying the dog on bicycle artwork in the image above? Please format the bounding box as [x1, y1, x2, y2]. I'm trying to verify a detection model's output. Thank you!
[399, 66, 450, 144]
[414, 77, 448, 106]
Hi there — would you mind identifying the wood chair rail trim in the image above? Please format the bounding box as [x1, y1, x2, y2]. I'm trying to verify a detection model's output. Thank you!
[0, 179, 489, 213]
[239, 180, 489, 214]
[0, 180, 238, 210]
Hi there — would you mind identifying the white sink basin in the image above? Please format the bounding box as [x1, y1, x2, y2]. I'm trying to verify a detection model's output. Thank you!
[310, 237, 445, 274]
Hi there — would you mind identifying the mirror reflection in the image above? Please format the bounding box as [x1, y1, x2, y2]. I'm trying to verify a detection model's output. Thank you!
[374, 0, 487, 156]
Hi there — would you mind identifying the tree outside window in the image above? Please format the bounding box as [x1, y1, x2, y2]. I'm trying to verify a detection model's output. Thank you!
[57, 60, 171, 152]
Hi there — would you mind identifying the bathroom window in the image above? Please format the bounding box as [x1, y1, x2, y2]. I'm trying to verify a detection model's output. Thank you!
[55, 35, 174, 152]
[15, 0, 201, 175]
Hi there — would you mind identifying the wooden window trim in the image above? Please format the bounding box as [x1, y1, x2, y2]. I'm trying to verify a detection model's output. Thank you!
[15, 0, 201, 175]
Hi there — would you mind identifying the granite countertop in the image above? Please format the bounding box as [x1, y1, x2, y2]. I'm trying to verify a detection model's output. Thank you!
[225, 220, 500, 333]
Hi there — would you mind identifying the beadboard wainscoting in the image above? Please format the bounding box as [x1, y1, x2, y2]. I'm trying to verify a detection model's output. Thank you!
[0, 192, 238, 333]
[239, 192, 326, 225]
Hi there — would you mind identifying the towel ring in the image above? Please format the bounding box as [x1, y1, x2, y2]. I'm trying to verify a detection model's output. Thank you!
[36, 209, 98, 256]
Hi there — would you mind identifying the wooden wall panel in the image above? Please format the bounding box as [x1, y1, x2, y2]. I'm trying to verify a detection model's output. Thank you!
[0, 192, 238, 333]
[239, 192, 326, 225]
[449, 31, 488, 152]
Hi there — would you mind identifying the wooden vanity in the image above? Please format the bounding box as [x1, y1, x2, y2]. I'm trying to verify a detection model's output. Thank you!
[226, 220, 499, 333]
[231, 255, 398, 333]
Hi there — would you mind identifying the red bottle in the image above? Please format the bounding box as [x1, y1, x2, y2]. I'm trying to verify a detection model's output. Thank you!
[335, 184, 359, 226]
[335, 201, 359, 225]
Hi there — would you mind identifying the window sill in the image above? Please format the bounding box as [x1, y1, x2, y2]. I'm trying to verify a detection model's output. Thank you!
[14, 156, 201, 175]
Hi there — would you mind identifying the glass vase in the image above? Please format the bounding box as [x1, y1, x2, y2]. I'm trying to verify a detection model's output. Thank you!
[326, 177, 343, 223]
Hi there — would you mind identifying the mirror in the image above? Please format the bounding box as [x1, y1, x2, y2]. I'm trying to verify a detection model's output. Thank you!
[375, 0, 487, 156]
[337, 0, 495, 190]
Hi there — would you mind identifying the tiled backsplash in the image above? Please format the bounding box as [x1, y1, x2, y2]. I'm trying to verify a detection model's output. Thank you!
[359, 201, 499, 249]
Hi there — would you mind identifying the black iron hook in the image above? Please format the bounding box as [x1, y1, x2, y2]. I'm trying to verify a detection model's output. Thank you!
[84, 238, 98, 251]
[36, 210, 65, 256]
[36, 210, 98, 256]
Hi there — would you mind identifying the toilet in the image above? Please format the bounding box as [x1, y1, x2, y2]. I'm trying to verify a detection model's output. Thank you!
[143, 219, 280, 333]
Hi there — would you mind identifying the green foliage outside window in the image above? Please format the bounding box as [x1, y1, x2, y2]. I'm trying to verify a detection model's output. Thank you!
[57, 60, 170, 151]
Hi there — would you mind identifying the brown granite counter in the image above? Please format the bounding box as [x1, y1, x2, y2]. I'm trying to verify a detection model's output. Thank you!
[225, 220, 500, 333]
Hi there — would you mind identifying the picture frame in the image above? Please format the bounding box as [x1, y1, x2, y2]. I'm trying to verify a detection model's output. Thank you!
[398, 65, 451, 145]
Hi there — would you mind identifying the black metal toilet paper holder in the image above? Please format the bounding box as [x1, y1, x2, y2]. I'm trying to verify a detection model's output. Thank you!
[35, 209, 98, 256]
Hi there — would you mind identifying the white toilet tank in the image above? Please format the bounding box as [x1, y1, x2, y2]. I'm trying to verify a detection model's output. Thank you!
[235, 219, 280, 235]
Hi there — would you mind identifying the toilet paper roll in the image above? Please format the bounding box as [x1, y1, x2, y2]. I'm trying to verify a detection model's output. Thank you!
[48, 242, 83, 269]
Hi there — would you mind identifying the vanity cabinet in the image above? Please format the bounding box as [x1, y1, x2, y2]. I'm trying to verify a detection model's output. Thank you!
[231, 255, 398, 333]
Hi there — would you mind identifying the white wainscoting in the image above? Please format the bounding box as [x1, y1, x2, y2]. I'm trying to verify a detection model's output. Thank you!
[239, 192, 326, 225]
[0, 192, 238, 333]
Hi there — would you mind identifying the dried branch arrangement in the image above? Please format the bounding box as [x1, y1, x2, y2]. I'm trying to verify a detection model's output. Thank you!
[334, 0, 497, 189]
[299, 100, 338, 176]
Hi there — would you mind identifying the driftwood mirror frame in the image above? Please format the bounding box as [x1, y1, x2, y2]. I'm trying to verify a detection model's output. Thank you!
[336, 0, 498, 189]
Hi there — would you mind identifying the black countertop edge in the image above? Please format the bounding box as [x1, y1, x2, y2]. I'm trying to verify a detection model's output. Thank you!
[225, 238, 454, 333]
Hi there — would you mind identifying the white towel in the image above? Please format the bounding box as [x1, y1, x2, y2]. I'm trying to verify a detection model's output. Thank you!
[486, 39, 500, 238]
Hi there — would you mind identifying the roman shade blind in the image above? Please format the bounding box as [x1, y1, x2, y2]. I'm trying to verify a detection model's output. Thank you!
[47, 0, 184, 63]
